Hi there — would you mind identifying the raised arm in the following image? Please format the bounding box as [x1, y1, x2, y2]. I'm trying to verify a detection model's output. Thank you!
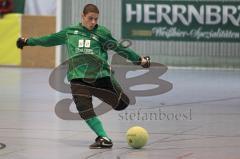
[16, 29, 67, 49]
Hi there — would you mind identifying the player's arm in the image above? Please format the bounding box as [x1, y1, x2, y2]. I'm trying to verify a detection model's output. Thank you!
[105, 32, 150, 68]
[16, 29, 67, 49]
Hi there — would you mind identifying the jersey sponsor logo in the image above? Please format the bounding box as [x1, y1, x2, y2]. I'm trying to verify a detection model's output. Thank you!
[78, 39, 91, 48]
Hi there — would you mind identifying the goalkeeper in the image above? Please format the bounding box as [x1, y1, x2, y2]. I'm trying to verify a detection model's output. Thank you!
[17, 4, 150, 149]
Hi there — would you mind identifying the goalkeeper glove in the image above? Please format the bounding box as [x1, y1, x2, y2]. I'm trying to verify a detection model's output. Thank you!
[16, 37, 28, 49]
[141, 56, 151, 68]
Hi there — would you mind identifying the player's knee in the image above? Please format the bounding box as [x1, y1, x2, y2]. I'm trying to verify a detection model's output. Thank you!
[113, 97, 130, 111]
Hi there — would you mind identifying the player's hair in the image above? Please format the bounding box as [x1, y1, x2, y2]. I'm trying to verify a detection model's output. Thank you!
[83, 4, 99, 15]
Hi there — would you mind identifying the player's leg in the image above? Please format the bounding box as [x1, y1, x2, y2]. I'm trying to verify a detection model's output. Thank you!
[94, 76, 130, 111]
[70, 79, 113, 149]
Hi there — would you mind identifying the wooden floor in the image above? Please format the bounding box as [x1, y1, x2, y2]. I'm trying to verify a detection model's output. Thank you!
[0, 67, 240, 159]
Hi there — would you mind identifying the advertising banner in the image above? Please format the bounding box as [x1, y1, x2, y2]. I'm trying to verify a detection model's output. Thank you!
[122, 0, 240, 42]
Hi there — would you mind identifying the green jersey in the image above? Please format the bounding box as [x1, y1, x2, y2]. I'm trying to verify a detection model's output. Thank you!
[27, 23, 141, 81]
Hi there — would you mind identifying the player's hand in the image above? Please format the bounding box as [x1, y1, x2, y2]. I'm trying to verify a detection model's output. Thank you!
[16, 37, 28, 49]
[141, 56, 150, 68]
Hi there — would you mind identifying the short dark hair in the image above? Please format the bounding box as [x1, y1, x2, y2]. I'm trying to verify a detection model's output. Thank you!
[83, 4, 99, 15]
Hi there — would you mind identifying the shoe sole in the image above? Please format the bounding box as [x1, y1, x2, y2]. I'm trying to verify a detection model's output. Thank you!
[89, 146, 113, 149]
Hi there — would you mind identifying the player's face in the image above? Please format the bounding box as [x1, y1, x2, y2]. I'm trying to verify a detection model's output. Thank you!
[82, 12, 99, 30]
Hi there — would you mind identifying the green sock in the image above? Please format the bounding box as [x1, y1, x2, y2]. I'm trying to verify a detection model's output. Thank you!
[85, 116, 108, 138]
